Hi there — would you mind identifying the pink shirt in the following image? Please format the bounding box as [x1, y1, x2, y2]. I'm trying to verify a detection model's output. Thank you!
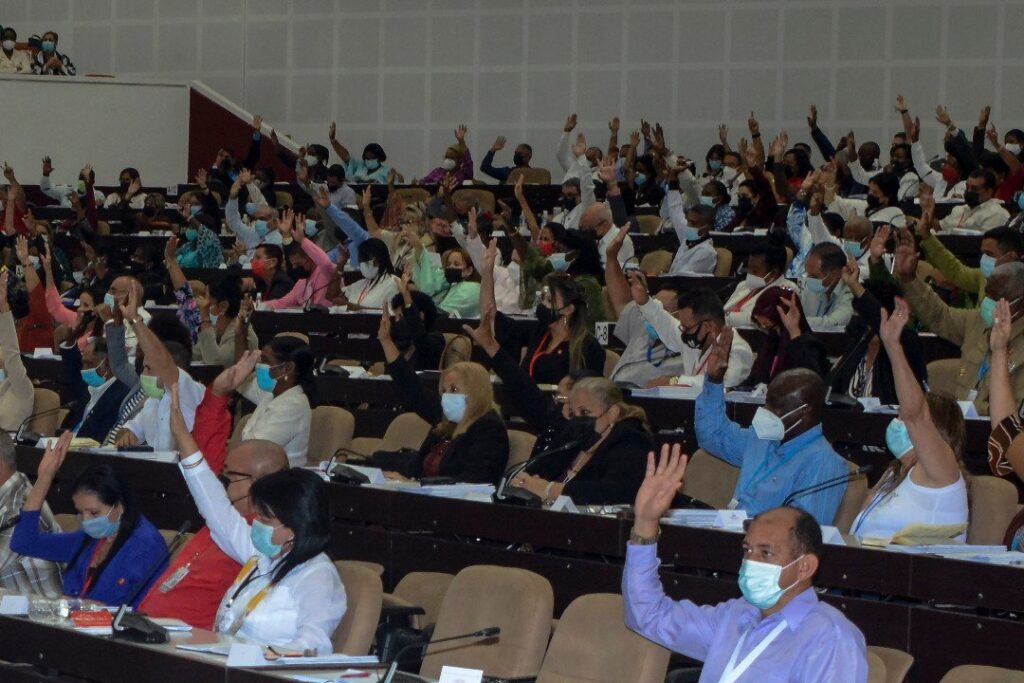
[45, 286, 90, 351]
[263, 238, 336, 309]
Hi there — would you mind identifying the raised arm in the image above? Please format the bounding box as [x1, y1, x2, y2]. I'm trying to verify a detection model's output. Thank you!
[604, 226, 632, 318]
[360, 187, 382, 239]
[989, 298, 1017, 426]
[328, 121, 352, 164]
[122, 287, 178, 388]
[556, 114, 576, 172]
[879, 298, 961, 486]
[14, 236, 40, 292]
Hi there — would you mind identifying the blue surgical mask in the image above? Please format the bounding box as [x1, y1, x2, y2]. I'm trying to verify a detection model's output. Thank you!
[209, 309, 221, 328]
[81, 367, 106, 387]
[634, 173, 647, 186]
[41, 40, 55, 53]
[980, 296, 998, 328]
[643, 320, 659, 341]
[104, 293, 117, 309]
[255, 363, 279, 392]
[802, 276, 827, 294]
[250, 520, 284, 558]
[708, 159, 723, 172]
[885, 418, 913, 459]
[683, 226, 701, 242]
[185, 228, 198, 242]
[548, 252, 568, 271]
[441, 392, 467, 422]
[1017, 193, 1024, 212]
[842, 240, 865, 259]
[304, 219, 319, 237]
[254, 220, 270, 237]
[189, 205, 202, 216]
[245, 202, 259, 217]
[738, 555, 803, 609]
[980, 254, 997, 278]
[365, 159, 381, 171]
[699, 196, 715, 207]
[81, 507, 120, 540]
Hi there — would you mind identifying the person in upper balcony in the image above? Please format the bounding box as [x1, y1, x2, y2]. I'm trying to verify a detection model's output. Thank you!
[420, 126, 474, 185]
[328, 122, 390, 184]
[32, 31, 75, 75]
[103, 168, 147, 210]
[0, 27, 32, 73]
[480, 136, 532, 183]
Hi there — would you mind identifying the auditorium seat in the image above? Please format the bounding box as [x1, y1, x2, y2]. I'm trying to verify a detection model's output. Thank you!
[440, 333, 472, 370]
[602, 349, 621, 378]
[926, 359, 961, 399]
[714, 247, 733, 277]
[868, 649, 887, 683]
[382, 571, 455, 630]
[274, 191, 294, 208]
[638, 249, 672, 275]
[349, 411, 432, 459]
[452, 188, 495, 213]
[420, 565, 553, 680]
[394, 187, 432, 206]
[967, 475, 1019, 545]
[506, 430, 537, 469]
[332, 560, 384, 656]
[940, 665, 1024, 682]
[832, 460, 869, 533]
[507, 167, 552, 185]
[636, 215, 663, 235]
[307, 406, 355, 465]
[535, 593, 670, 683]
[54, 513, 80, 532]
[274, 331, 310, 344]
[29, 388, 62, 437]
[96, 220, 111, 236]
[679, 449, 739, 509]
[869, 646, 914, 683]
[158, 529, 195, 562]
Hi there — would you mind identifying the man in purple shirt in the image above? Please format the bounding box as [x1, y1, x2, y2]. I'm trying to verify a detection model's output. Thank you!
[623, 445, 868, 683]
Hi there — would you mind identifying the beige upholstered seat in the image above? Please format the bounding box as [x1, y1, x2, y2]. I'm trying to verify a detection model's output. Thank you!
[638, 249, 673, 275]
[158, 530, 195, 562]
[535, 593, 670, 683]
[940, 665, 1024, 682]
[714, 247, 733, 277]
[350, 411, 431, 459]
[506, 430, 537, 469]
[507, 167, 552, 185]
[602, 349, 621, 378]
[679, 449, 740, 509]
[307, 406, 355, 465]
[54, 513, 80, 532]
[636, 215, 663, 235]
[832, 460, 869, 533]
[440, 334, 473, 370]
[869, 646, 914, 683]
[29, 388, 61, 437]
[967, 475, 1019, 545]
[274, 191, 294, 208]
[382, 571, 455, 630]
[332, 561, 384, 656]
[452, 188, 496, 213]
[420, 565, 553, 680]
[394, 187, 432, 205]
[925, 358, 961, 399]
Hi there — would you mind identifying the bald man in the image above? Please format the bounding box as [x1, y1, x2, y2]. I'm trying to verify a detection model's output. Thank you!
[579, 201, 633, 267]
[139, 357, 288, 629]
[695, 329, 849, 524]
[624, 449, 867, 682]
[106, 275, 151, 357]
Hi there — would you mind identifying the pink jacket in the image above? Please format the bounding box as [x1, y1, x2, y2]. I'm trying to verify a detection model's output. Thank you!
[263, 238, 336, 309]
[45, 287, 91, 351]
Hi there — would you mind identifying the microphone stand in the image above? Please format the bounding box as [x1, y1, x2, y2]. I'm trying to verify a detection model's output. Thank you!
[493, 441, 581, 507]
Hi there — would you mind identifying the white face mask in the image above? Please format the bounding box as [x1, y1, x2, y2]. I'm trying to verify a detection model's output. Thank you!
[1, 40, 14, 52]
[744, 273, 767, 290]
[305, 154, 319, 166]
[441, 158, 457, 171]
[751, 404, 807, 441]
[359, 262, 379, 279]
[1006, 143, 1022, 156]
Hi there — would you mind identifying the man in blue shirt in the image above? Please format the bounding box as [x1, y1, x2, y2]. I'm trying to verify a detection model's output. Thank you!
[623, 445, 868, 683]
[480, 136, 532, 183]
[695, 328, 848, 525]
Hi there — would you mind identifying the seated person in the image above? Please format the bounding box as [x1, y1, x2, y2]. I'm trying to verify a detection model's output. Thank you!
[938, 169, 1009, 232]
[748, 288, 830, 386]
[666, 196, 717, 276]
[264, 215, 336, 310]
[389, 287, 445, 372]
[332, 238, 398, 311]
[852, 299, 967, 540]
[825, 170, 904, 225]
[421, 127, 474, 185]
[376, 314, 508, 484]
[236, 340, 314, 468]
[480, 135, 532, 183]
[832, 263, 927, 404]
[103, 167, 147, 210]
[0, 432, 62, 596]
[696, 331, 849, 524]
[918, 216, 1022, 303]
[578, 202, 634, 268]
[225, 170, 283, 252]
[12, 432, 167, 606]
[329, 128, 390, 184]
[175, 215, 224, 269]
[32, 31, 75, 75]
[0, 272, 34, 431]
[43, 250, 104, 352]
[0, 27, 31, 72]
[624, 452, 868, 682]
[724, 241, 797, 326]
[894, 225, 1024, 414]
[59, 333, 132, 443]
[250, 244, 295, 302]
[411, 241, 481, 319]
[39, 161, 105, 208]
[11, 234, 55, 353]
[169, 387, 346, 653]
[105, 275, 153, 357]
[140, 358, 289, 629]
[114, 291, 205, 451]
[799, 242, 854, 328]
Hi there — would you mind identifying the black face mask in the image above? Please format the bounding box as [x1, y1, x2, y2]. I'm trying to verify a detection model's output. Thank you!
[680, 322, 704, 349]
[513, 152, 526, 166]
[326, 183, 341, 193]
[737, 196, 753, 214]
[562, 415, 600, 451]
[865, 194, 882, 210]
[444, 268, 464, 285]
[291, 265, 309, 280]
[535, 304, 559, 327]
[119, 181, 130, 192]
[218, 473, 251, 506]
[964, 190, 981, 208]
[559, 196, 577, 211]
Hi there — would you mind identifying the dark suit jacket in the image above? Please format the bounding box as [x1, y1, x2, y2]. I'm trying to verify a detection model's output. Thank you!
[59, 343, 132, 443]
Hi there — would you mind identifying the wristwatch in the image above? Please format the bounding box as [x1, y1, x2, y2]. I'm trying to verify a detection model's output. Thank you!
[629, 528, 660, 545]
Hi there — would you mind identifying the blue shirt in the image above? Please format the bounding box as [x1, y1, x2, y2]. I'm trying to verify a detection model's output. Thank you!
[695, 380, 848, 524]
[623, 543, 868, 683]
[343, 158, 390, 184]
[11, 509, 168, 607]
[480, 150, 513, 182]
[324, 204, 368, 271]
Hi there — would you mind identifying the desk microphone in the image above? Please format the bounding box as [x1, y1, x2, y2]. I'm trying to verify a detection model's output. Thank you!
[782, 465, 873, 507]
[15, 402, 77, 444]
[494, 440, 581, 505]
[385, 626, 501, 679]
[121, 519, 192, 609]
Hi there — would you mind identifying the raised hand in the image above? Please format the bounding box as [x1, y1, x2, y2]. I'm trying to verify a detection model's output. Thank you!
[640, 119, 651, 140]
[279, 207, 295, 236]
[462, 301, 499, 356]
[840, 258, 861, 288]
[718, 124, 729, 144]
[632, 444, 689, 537]
[935, 105, 953, 128]
[195, 166, 208, 188]
[491, 135, 506, 152]
[564, 113, 578, 133]
[211, 349, 261, 398]
[879, 296, 910, 348]
[253, 114, 263, 132]
[377, 310, 392, 343]
[467, 206, 479, 239]
[481, 235, 498, 274]
[597, 155, 617, 185]
[572, 133, 588, 158]
[991, 298, 1013, 353]
[314, 186, 331, 209]
[128, 177, 141, 197]
[807, 105, 818, 129]
[328, 121, 336, 140]
[398, 262, 413, 293]
[893, 228, 919, 282]
[896, 94, 908, 113]
[747, 111, 760, 136]
[979, 105, 991, 130]
[777, 295, 803, 338]
[36, 430, 73, 482]
[987, 124, 1000, 149]
[629, 130, 641, 150]
[238, 168, 253, 186]
[3, 164, 15, 183]
[513, 173, 526, 203]
[119, 282, 140, 322]
[706, 325, 733, 383]
[454, 124, 468, 144]
[42, 156, 53, 176]
[290, 212, 307, 242]
[627, 270, 649, 305]
[14, 235, 29, 265]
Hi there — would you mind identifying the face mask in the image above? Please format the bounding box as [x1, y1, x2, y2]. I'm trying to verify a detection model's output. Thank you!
[359, 262, 379, 279]
[683, 226, 701, 242]
[643, 320, 659, 341]
[568, 414, 602, 447]
[885, 418, 914, 459]
[802, 275, 827, 294]
[250, 519, 284, 557]
[81, 367, 106, 387]
[680, 323, 704, 350]
[440, 158, 457, 171]
[185, 228, 198, 242]
[365, 159, 381, 171]
[255, 363, 279, 392]
[251, 258, 268, 278]
[842, 240, 865, 259]
[1018, 193, 1024, 212]
[28, 255, 39, 268]
[444, 267, 464, 285]
[537, 240, 556, 257]
[708, 159, 723, 172]
[963, 190, 981, 208]
[189, 205, 202, 216]
[441, 392, 468, 422]
[738, 555, 804, 610]
[634, 173, 647, 186]
[1006, 143, 1022, 156]
[559, 196, 577, 212]
[304, 219, 319, 237]
[941, 165, 960, 184]
[245, 202, 259, 217]
[81, 507, 121, 540]
[305, 154, 319, 166]
[76, 180, 87, 195]
[253, 219, 270, 237]
[103, 293, 117, 309]
[326, 183, 341, 194]
[699, 195, 715, 207]
[737, 196, 754, 214]
[2, 40, 14, 52]
[865, 194, 881, 210]
[548, 252, 569, 271]
[0, 369, 7, 384]
[751, 403, 806, 442]
[140, 374, 165, 399]
[744, 273, 767, 290]
[41, 40, 55, 53]
[535, 303, 559, 327]
[980, 254, 997, 278]
[513, 152, 526, 166]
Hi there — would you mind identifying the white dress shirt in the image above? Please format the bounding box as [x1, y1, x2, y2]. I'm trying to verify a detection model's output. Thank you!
[124, 367, 205, 450]
[664, 189, 717, 275]
[723, 278, 799, 327]
[599, 225, 634, 267]
[939, 198, 1010, 232]
[179, 452, 346, 653]
[343, 274, 399, 310]
[240, 382, 312, 468]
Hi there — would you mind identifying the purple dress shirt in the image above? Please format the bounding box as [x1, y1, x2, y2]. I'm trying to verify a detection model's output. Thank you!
[422, 148, 474, 185]
[623, 543, 868, 682]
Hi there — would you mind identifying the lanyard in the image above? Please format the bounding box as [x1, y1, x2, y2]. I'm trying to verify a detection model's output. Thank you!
[719, 621, 787, 683]
[729, 286, 762, 314]
[79, 538, 108, 597]
[223, 557, 272, 619]
[356, 279, 374, 305]
[528, 330, 559, 377]
[977, 353, 991, 385]
[689, 349, 711, 377]
[646, 340, 675, 367]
